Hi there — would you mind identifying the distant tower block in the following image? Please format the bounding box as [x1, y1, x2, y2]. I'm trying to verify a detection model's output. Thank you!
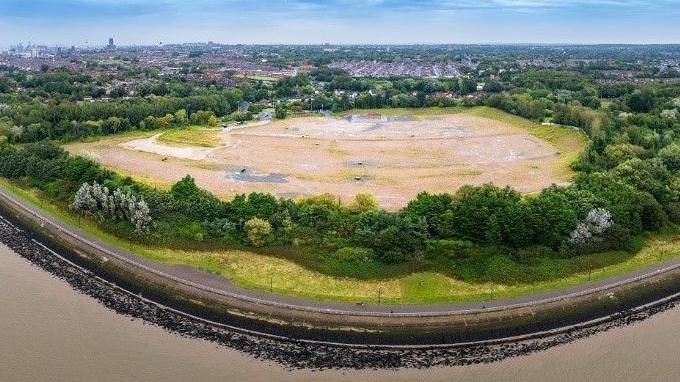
[108, 38, 115, 49]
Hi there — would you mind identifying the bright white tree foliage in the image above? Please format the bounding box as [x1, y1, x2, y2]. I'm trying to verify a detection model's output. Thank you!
[71, 182, 152, 233]
[568, 208, 613, 245]
[661, 108, 679, 120]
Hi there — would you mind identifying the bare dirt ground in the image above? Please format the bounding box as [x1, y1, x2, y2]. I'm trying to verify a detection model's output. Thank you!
[66, 111, 576, 209]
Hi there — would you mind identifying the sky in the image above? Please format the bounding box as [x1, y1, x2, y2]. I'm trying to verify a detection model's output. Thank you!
[0, 0, 679, 47]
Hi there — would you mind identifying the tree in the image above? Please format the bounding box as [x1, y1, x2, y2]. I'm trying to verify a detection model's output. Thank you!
[230, 111, 252, 122]
[348, 193, 379, 213]
[451, 184, 523, 244]
[403, 192, 454, 237]
[351, 211, 428, 263]
[485, 215, 502, 245]
[458, 78, 477, 95]
[207, 115, 218, 127]
[612, 158, 672, 204]
[529, 189, 579, 249]
[575, 172, 664, 234]
[627, 90, 656, 113]
[71, 182, 152, 233]
[568, 208, 613, 245]
[275, 105, 288, 119]
[174, 109, 188, 126]
[603, 143, 647, 168]
[190, 110, 216, 125]
[244, 217, 272, 247]
[170, 175, 225, 221]
[658, 144, 680, 172]
[483, 81, 503, 93]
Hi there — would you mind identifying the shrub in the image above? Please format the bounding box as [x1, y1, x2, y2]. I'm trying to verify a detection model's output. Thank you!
[230, 111, 252, 122]
[202, 218, 238, 241]
[425, 239, 474, 260]
[348, 193, 379, 213]
[244, 217, 272, 247]
[512, 246, 556, 264]
[176, 222, 205, 242]
[335, 247, 374, 263]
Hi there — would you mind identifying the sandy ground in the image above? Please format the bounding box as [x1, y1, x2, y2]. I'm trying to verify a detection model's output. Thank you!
[67, 113, 569, 209]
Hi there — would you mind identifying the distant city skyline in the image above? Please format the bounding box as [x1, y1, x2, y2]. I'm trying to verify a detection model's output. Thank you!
[0, 0, 679, 47]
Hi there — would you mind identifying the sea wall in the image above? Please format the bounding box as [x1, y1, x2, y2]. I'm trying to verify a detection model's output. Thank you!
[2, 184, 680, 345]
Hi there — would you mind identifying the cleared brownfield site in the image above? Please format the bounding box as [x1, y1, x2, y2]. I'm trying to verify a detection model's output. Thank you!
[66, 109, 585, 209]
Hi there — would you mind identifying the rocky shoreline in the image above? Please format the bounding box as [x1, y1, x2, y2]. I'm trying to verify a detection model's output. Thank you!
[1, 214, 678, 370]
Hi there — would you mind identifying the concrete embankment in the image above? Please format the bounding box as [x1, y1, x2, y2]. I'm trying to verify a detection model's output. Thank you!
[2, 184, 680, 346]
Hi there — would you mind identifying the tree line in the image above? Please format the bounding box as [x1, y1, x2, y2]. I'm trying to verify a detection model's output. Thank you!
[0, 139, 675, 275]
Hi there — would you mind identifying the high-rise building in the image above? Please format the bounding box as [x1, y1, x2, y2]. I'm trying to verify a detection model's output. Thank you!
[107, 38, 115, 49]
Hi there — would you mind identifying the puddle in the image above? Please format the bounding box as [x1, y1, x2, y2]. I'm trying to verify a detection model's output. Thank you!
[226, 166, 288, 183]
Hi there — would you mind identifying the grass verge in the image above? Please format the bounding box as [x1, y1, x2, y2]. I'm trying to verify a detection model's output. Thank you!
[157, 126, 223, 148]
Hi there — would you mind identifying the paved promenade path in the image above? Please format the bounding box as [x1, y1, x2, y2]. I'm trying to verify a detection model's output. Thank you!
[2, 184, 680, 318]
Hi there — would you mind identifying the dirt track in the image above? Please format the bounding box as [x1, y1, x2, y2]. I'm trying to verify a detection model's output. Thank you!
[67, 113, 569, 208]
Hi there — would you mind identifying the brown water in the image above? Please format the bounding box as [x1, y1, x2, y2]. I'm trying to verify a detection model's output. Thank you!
[1, 242, 679, 382]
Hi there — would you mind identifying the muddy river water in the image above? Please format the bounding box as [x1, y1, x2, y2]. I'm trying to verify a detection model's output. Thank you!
[1, 242, 679, 382]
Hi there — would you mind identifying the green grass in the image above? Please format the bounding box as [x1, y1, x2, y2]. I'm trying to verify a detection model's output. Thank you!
[467, 107, 589, 178]
[2, 177, 679, 304]
[70, 128, 160, 144]
[157, 126, 223, 148]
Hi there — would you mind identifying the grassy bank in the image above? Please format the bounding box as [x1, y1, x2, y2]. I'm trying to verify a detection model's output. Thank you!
[157, 126, 224, 148]
[2, 177, 679, 304]
[467, 107, 588, 179]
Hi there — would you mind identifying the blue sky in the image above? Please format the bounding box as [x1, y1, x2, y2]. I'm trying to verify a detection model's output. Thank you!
[0, 0, 679, 47]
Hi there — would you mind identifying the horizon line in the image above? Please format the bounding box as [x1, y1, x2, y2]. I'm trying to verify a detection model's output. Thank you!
[4, 42, 680, 48]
